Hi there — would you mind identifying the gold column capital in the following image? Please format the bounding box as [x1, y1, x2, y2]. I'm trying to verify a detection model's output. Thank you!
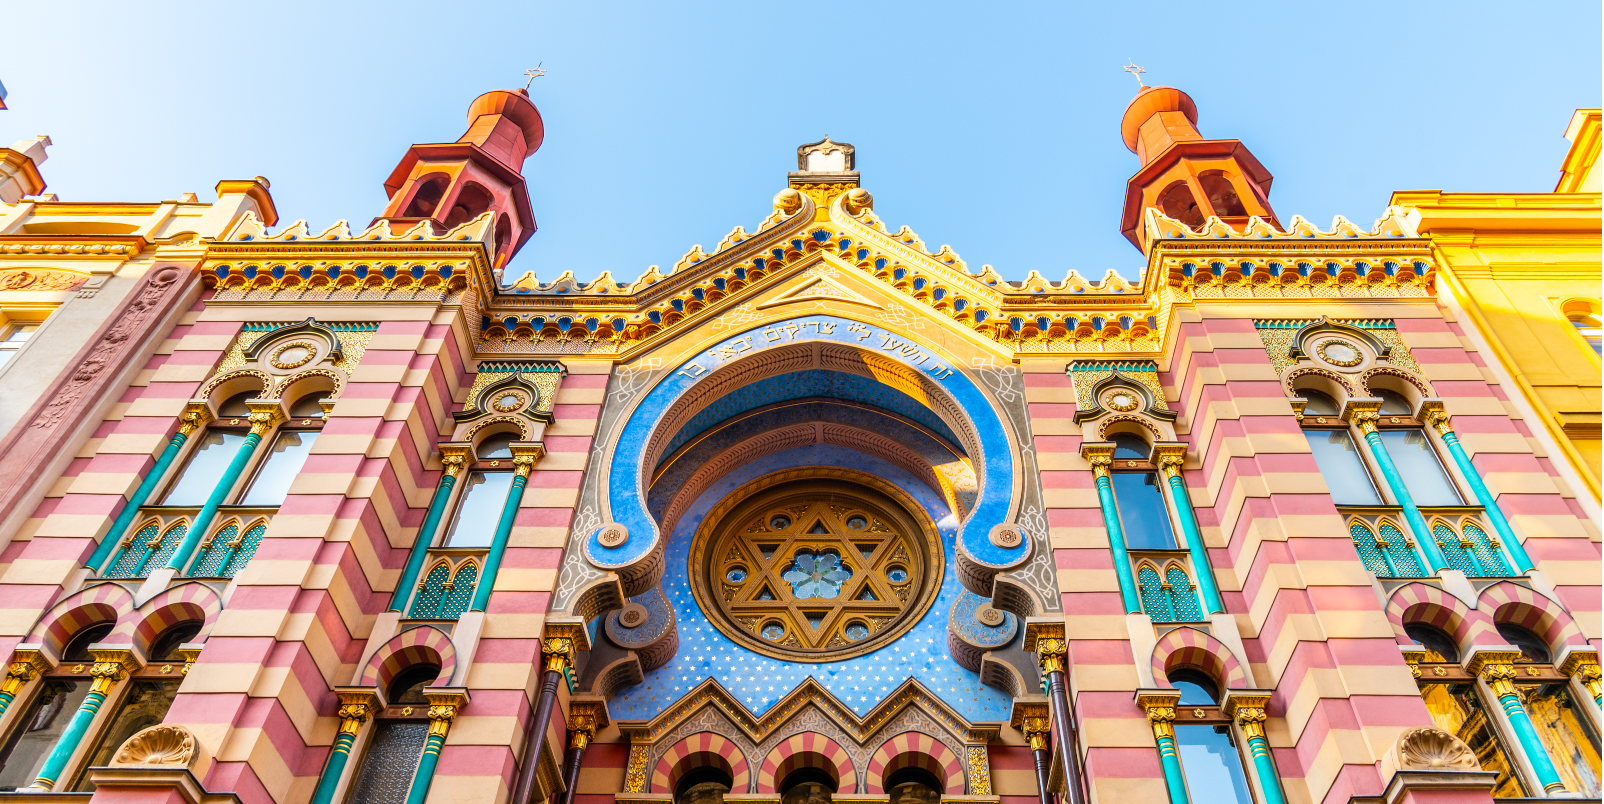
[1010, 700, 1052, 751]
[542, 637, 575, 675]
[511, 443, 546, 478]
[179, 402, 214, 435]
[245, 400, 286, 434]
[1348, 408, 1381, 434]
[1399, 646, 1427, 678]
[1466, 650, 1523, 696]
[1080, 443, 1116, 479]
[439, 444, 473, 477]
[87, 648, 138, 693]
[1024, 620, 1068, 673]
[1152, 443, 1188, 479]
[1224, 694, 1271, 741]
[1559, 650, 1601, 700]
[1419, 401, 1453, 435]
[335, 690, 381, 735]
[1136, 690, 1181, 740]
[423, 688, 469, 739]
[2, 649, 51, 699]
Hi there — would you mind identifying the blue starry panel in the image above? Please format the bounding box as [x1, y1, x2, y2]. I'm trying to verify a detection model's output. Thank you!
[1138, 566, 1173, 621]
[608, 445, 1012, 723]
[191, 523, 239, 577]
[1349, 521, 1391, 576]
[1164, 565, 1204, 622]
[106, 523, 159, 578]
[410, 563, 450, 619]
[1379, 521, 1425, 578]
[1462, 521, 1511, 576]
[440, 564, 478, 619]
[220, 523, 266, 578]
[1432, 522, 1479, 576]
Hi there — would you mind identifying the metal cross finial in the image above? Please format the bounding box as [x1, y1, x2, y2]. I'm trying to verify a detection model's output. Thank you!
[1123, 62, 1146, 88]
[523, 64, 547, 90]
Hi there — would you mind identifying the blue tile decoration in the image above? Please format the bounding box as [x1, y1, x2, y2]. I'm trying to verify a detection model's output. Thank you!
[648, 400, 970, 519]
[606, 444, 1012, 723]
[660, 370, 962, 462]
[588, 315, 1026, 574]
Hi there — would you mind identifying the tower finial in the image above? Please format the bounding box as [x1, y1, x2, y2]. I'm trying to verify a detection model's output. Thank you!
[523, 64, 547, 91]
[1123, 62, 1146, 90]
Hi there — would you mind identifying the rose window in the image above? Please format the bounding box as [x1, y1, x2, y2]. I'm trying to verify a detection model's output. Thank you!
[689, 478, 943, 661]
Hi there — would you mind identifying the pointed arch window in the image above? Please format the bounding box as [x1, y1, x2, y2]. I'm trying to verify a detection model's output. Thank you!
[104, 522, 187, 579]
[1432, 521, 1481, 576]
[1461, 521, 1511, 576]
[408, 561, 479, 620]
[190, 520, 267, 578]
[1349, 520, 1425, 578]
[1136, 563, 1204, 623]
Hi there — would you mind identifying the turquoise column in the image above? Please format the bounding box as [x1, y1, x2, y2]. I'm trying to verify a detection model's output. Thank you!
[1229, 698, 1286, 804]
[1157, 456, 1224, 614]
[403, 697, 462, 804]
[309, 693, 377, 804]
[168, 414, 276, 573]
[1354, 416, 1450, 572]
[470, 450, 536, 612]
[1093, 464, 1142, 614]
[1139, 696, 1190, 804]
[391, 452, 467, 612]
[89, 412, 204, 572]
[1429, 417, 1534, 572]
[29, 656, 129, 790]
[1477, 656, 1566, 794]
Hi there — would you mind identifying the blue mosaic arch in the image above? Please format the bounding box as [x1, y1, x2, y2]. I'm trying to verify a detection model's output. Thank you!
[585, 314, 1029, 584]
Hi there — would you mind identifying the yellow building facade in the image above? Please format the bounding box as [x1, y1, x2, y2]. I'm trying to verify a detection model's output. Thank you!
[1394, 109, 1604, 517]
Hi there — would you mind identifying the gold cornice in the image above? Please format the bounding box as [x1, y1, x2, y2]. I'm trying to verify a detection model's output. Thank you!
[0, 236, 147, 259]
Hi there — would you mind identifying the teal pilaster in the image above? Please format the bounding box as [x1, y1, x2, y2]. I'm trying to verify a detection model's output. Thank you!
[310, 692, 377, 804]
[1475, 656, 1566, 794]
[89, 425, 195, 573]
[403, 718, 452, 804]
[1094, 468, 1142, 614]
[169, 420, 273, 573]
[1245, 736, 1287, 804]
[30, 656, 130, 791]
[1355, 417, 1449, 572]
[391, 453, 467, 612]
[471, 451, 536, 612]
[1433, 423, 1533, 572]
[1139, 693, 1189, 804]
[1159, 461, 1225, 614]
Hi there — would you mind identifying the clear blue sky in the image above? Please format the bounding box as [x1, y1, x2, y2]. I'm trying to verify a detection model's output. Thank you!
[2, 1, 1598, 283]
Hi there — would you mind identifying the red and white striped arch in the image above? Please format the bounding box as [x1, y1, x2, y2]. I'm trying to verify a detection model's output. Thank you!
[1150, 626, 1249, 690]
[651, 732, 750, 794]
[26, 583, 134, 657]
[756, 732, 856, 793]
[1478, 581, 1589, 655]
[864, 732, 964, 795]
[1385, 581, 1492, 652]
[358, 626, 458, 690]
[111, 582, 224, 652]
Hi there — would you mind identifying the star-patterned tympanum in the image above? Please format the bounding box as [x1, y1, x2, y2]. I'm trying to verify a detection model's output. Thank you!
[690, 477, 943, 661]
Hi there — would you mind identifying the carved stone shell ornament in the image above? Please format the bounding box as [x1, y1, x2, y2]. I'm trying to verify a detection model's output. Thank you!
[1394, 726, 1480, 771]
[110, 724, 196, 767]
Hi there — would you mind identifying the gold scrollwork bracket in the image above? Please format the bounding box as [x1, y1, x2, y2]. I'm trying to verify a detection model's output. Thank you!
[333, 688, 383, 735]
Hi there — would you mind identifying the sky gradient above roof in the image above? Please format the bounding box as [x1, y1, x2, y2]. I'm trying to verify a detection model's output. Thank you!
[1, 0, 1598, 283]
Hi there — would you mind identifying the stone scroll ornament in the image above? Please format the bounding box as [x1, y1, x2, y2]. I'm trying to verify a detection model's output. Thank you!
[0, 265, 191, 524]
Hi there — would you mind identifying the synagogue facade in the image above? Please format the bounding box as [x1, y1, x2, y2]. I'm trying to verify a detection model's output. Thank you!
[0, 85, 1596, 804]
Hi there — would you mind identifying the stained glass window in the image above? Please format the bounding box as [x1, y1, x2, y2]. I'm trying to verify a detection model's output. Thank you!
[220, 522, 267, 577]
[1138, 565, 1173, 621]
[190, 522, 239, 577]
[410, 563, 450, 618]
[105, 521, 161, 579]
[1378, 521, 1425, 577]
[347, 721, 427, 804]
[1165, 565, 1204, 622]
[440, 564, 478, 619]
[1461, 521, 1511, 576]
[1432, 521, 1481, 576]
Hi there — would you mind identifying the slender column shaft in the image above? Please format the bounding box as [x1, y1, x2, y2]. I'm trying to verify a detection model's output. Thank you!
[404, 698, 460, 804]
[511, 642, 571, 804]
[1228, 698, 1286, 804]
[1354, 416, 1448, 571]
[1153, 732, 1190, 804]
[1092, 468, 1141, 614]
[169, 414, 278, 572]
[1430, 417, 1533, 572]
[1158, 460, 1224, 614]
[471, 451, 535, 612]
[1245, 737, 1285, 804]
[29, 654, 131, 791]
[1034, 638, 1086, 804]
[557, 734, 589, 804]
[1138, 692, 1189, 804]
[1474, 656, 1565, 793]
[90, 426, 194, 572]
[309, 693, 377, 804]
[1031, 748, 1053, 804]
[392, 451, 466, 612]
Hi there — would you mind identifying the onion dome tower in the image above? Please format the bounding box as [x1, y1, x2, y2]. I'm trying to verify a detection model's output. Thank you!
[377, 89, 544, 270]
[1118, 86, 1279, 252]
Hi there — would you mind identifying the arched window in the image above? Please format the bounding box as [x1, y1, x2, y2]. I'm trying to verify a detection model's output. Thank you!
[408, 561, 479, 620]
[882, 768, 939, 804]
[1568, 310, 1602, 356]
[105, 521, 188, 579]
[1374, 388, 1413, 415]
[443, 183, 493, 229]
[70, 622, 190, 791]
[1164, 666, 1255, 804]
[1431, 521, 1482, 577]
[1138, 565, 1173, 621]
[1349, 520, 1424, 578]
[1137, 564, 1204, 623]
[1300, 390, 1341, 416]
[1158, 181, 1204, 228]
[401, 175, 448, 218]
[677, 766, 735, 804]
[1461, 521, 1511, 576]
[1198, 171, 1248, 217]
[779, 766, 836, 804]
[477, 433, 516, 459]
[386, 664, 439, 705]
[1495, 622, 1551, 664]
[192, 521, 267, 578]
[1403, 623, 1460, 664]
[1415, 675, 1528, 796]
